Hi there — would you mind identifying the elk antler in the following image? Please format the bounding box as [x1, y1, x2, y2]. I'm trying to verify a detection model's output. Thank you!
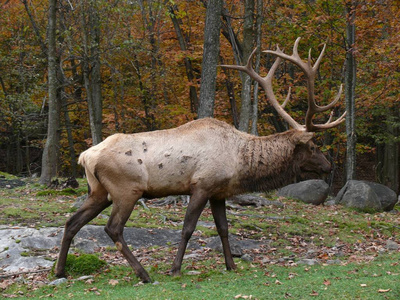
[220, 37, 346, 132]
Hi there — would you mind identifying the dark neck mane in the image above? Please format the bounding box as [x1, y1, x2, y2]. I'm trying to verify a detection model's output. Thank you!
[237, 131, 300, 193]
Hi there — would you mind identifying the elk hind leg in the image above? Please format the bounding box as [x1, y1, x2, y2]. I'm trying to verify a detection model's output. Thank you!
[56, 188, 111, 278]
[210, 198, 236, 271]
[104, 192, 151, 283]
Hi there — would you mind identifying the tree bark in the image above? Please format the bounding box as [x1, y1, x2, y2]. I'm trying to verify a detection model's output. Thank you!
[169, 5, 199, 114]
[40, 0, 60, 184]
[81, 0, 103, 145]
[62, 97, 77, 177]
[197, 0, 223, 119]
[250, 0, 263, 135]
[238, 0, 255, 132]
[377, 108, 400, 194]
[344, 1, 357, 181]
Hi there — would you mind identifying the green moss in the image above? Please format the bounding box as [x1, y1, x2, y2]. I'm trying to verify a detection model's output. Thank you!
[0, 172, 19, 179]
[62, 254, 106, 276]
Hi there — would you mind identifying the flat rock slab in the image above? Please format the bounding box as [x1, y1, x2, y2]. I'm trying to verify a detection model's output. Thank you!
[0, 225, 181, 273]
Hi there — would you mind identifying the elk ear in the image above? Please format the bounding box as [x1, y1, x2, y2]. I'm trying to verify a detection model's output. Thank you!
[296, 132, 314, 144]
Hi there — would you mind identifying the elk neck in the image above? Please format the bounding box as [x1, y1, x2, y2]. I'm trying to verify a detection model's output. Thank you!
[237, 130, 301, 193]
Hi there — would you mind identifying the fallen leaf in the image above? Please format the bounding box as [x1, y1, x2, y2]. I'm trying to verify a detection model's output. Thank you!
[323, 279, 331, 286]
[109, 279, 119, 286]
[310, 290, 319, 296]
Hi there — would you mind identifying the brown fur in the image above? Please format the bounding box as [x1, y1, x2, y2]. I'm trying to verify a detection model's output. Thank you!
[56, 118, 331, 282]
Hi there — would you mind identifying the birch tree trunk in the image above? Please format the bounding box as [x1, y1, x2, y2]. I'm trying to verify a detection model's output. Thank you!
[40, 0, 60, 184]
[198, 0, 222, 118]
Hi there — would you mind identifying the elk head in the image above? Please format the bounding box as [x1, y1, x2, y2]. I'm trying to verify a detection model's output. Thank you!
[294, 137, 332, 179]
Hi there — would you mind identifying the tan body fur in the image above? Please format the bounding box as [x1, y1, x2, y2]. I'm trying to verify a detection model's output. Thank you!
[80, 118, 321, 200]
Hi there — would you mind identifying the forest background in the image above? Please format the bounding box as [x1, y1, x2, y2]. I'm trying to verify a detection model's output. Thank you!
[0, 0, 399, 193]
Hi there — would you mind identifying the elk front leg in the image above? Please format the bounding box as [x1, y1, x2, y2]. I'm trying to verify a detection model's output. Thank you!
[56, 191, 111, 278]
[170, 190, 208, 276]
[210, 198, 236, 271]
[104, 193, 152, 283]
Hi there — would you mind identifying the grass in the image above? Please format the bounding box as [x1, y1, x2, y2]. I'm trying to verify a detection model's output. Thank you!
[3, 253, 400, 299]
[0, 174, 400, 299]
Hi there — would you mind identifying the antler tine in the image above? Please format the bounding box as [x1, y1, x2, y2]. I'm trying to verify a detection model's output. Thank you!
[245, 47, 258, 69]
[281, 87, 291, 108]
[264, 37, 310, 76]
[293, 37, 301, 61]
[314, 84, 343, 112]
[312, 43, 326, 71]
[310, 111, 347, 132]
[219, 47, 258, 73]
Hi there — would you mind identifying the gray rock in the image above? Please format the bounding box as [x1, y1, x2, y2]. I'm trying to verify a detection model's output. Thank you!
[205, 236, 263, 257]
[3, 256, 53, 273]
[326, 259, 342, 265]
[386, 240, 399, 251]
[228, 194, 283, 207]
[73, 239, 98, 254]
[0, 225, 183, 274]
[187, 271, 201, 275]
[75, 275, 94, 281]
[297, 258, 320, 265]
[336, 180, 397, 213]
[362, 181, 398, 211]
[48, 278, 68, 286]
[206, 236, 243, 257]
[278, 180, 329, 205]
[73, 195, 87, 208]
[241, 253, 253, 262]
[304, 249, 318, 259]
[75, 225, 181, 248]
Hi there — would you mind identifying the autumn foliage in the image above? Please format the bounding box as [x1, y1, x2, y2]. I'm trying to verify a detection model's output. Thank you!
[0, 0, 398, 186]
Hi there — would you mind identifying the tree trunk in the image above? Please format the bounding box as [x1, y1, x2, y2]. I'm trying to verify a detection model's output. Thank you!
[169, 5, 199, 114]
[250, 0, 263, 135]
[81, 0, 103, 145]
[40, 0, 60, 184]
[62, 97, 77, 177]
[377, 107, 400, 194]
[238, 0, 255, 132]
[198, 0, 223, 118]
[90, 5, 103, 145]
[219, 56, 239, 128]
[344, 1, 357, 181]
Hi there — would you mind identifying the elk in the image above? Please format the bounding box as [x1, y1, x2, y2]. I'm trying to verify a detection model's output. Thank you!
[55, 38, 345, 283]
